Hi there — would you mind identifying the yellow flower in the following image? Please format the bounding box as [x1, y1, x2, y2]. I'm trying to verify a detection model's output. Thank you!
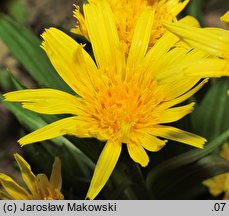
[221, 11, 229, 23]
[73, 0, 190, 54]
[203, 144, 229, 200]
[3, 0, 229, 199]
[0, 154, 63, 200]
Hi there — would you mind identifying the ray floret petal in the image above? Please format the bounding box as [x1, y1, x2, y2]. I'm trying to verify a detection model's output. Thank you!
[220, 11, 229, 23]
[163, 20, 229, 60]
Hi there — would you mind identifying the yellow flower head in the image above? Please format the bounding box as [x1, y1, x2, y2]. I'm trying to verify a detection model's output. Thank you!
[0, 154, 63, 200]
[73, 0, 190, 54]
[4, 0, 229, 199]
[203, 144, 229, 200]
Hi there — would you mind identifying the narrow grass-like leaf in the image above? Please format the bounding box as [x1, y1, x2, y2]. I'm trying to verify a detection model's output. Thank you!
[192, 78, 229, 140]
[152, 154, 229, 199]
[0, 15, 72, 93]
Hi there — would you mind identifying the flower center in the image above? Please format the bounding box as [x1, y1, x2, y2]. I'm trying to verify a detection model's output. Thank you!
[91, 80, 162, 143]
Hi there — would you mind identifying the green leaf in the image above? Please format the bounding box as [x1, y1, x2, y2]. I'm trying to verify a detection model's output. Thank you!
[151, 154, 229, 199]
[192, 78, 229, 141]
[0, 15, 72, 93]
